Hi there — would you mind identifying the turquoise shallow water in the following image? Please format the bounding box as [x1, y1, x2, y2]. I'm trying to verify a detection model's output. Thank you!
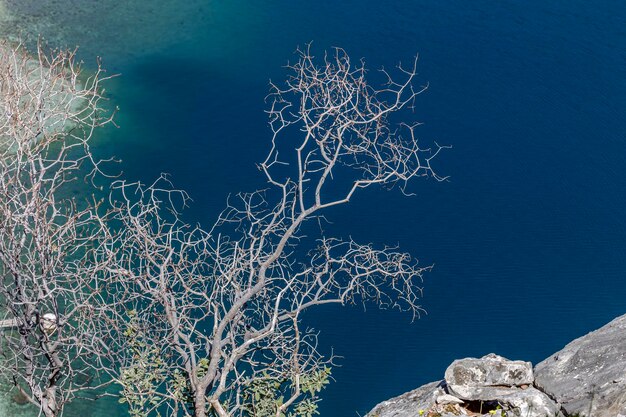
[2, 1, 626, 416]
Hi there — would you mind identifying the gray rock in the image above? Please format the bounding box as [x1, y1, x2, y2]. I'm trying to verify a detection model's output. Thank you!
[436, 394, 465, 405]
[367, 314, 626, 417]
[535, 314, 626, 417]
[445, 353, 534, 400]
[366, 380, 443, 417]
[497, 387, 561, 417]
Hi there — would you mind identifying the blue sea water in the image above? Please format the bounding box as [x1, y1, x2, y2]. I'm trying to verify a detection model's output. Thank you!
[5, 1, 626, 416]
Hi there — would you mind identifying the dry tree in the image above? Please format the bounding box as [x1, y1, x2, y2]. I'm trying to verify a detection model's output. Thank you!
[95, 46, 448, 417]
[0, 40, 115, 416]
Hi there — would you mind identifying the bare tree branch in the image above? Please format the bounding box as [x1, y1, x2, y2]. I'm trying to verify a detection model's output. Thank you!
[0, 39, 115, 417]
[94, 45, 447, 417]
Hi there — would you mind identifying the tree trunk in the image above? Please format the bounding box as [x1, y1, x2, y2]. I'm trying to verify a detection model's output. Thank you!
[42, 386, 57, 417]
[195, 393, 207, 417]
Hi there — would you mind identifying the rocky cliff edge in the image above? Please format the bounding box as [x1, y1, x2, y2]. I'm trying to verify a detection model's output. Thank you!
[367, 314, 626, 417]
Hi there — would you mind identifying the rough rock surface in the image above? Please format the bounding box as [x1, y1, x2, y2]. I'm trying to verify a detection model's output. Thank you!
[436, 394, 464, 405]
[535, 314, 626, 417]
[368, 314, 626, 417]
[445, 353, 534, 400]
[366, 380, 443, 417]
[496, 387, 561, 417]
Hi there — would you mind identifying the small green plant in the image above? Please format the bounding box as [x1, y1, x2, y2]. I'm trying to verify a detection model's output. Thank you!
[118, 310, 166, 417]
[241, 367, 331, 417]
